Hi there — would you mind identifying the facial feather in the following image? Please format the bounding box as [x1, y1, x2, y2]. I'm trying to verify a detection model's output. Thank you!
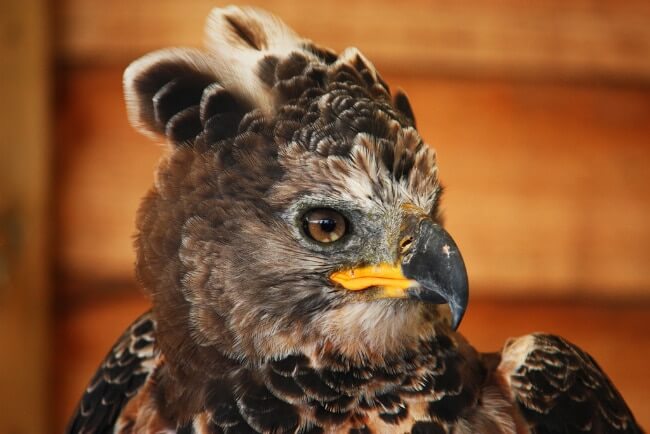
[129, 6, 444, 369]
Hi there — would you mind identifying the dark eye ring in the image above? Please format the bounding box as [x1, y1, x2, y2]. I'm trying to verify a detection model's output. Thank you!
[302, 208, 348, 244]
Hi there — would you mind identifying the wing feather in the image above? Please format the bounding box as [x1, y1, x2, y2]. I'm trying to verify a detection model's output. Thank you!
[500, 333, 643, 434]
[66, 312, 159, 434]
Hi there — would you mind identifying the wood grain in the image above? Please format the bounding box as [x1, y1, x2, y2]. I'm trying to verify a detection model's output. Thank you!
[55, 0, 650, 83]
[53, 293, 650, 433]
[54, 66, 650, 298]
[55, 65, 161, 285]
[0, 0, 50, 432]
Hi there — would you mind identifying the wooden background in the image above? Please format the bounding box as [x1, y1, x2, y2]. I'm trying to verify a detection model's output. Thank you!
[1, 0, 650, 432]
[0, 0, 49, 433]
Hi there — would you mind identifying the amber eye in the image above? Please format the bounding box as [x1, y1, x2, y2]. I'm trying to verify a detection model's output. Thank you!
[302, 208, 348, 244]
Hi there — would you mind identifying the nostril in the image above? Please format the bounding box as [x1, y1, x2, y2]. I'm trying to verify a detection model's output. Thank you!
[400, 236, 414, 254]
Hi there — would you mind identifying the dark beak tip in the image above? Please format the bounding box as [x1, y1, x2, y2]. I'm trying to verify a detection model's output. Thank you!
[450, 301, 466, 330]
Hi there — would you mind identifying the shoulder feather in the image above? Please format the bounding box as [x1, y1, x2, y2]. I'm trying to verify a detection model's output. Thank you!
[499, 333, 643, 434]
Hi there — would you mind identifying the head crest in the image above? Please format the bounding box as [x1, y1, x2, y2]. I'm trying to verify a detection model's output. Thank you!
[123, 6, 415, 147]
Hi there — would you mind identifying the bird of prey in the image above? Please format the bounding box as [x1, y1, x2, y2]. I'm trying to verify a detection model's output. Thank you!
[67, 6, 643, 434]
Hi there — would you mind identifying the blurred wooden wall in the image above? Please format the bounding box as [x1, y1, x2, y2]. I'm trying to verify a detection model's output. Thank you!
[54, 0, 650, 300]
[0, 0, 50, 433]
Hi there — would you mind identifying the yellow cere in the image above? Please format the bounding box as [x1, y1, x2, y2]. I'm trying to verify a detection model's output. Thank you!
[329, 263, 417, 294]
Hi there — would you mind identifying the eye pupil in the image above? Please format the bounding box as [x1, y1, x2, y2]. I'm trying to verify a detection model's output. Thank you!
[319, 218, 336, 233]
[302, 208, 348, 244]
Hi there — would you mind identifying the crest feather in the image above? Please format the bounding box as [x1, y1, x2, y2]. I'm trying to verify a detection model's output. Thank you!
[204, 6, 316, 114]
[123, 48, 217, 141]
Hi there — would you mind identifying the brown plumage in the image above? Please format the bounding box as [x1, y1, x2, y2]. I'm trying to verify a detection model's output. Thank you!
[67, 6, 643, 434]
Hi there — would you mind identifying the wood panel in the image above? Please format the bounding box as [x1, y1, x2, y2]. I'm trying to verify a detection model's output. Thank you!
[55, 0, 650, 83]
[52, 293, 650, 433]
[0, 0, 50, 432]
[55, 66, 650, 298]
[55, 66, 161, 285]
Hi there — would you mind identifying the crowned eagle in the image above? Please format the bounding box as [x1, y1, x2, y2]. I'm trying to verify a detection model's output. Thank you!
[67, 6, 642, 434]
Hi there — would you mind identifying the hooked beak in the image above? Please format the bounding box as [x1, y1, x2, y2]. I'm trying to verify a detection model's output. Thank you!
[401, 220, 469, 329]
[329, 219, 469, 330]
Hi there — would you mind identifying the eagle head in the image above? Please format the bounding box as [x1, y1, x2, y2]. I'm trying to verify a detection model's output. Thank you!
[125, 6, 468, 372]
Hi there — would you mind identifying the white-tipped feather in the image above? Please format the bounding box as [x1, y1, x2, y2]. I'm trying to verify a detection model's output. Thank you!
[204, 6, 314, 115]
[337, 47, 380, 80]
[123, 47, 214, 140]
